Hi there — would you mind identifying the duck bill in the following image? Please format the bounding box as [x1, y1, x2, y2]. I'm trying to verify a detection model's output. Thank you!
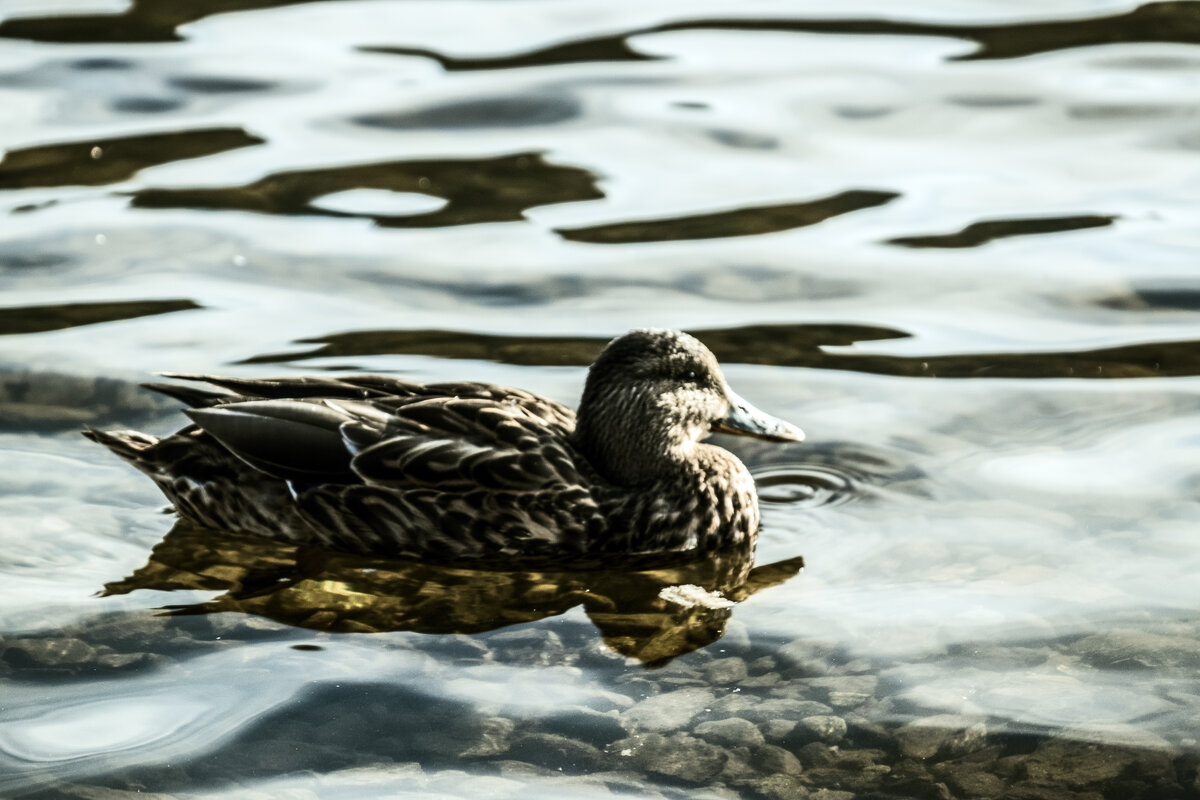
[713, 388, 805, 443]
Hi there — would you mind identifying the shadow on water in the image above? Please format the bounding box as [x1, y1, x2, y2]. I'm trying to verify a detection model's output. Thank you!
[886, 214, 1118, 249]
[0, 299, 201, 430]
[361, 36, 661, 72]
[1101, 286, 1200, 311]
[101, 521, 805, 667]
[0, 0, 332, 43]
[354, 95, 582, 130]
[5, 1, 1200, 61]
[0, 370, 181, 431]
[239, 323, 1200, 379]
[130, 152, 603, 228]
[127, 156, 892, 238]
[556, 190, 899, 245]
[239, 324, 905, 367]
[366, 2, 1200, 68]
[0, 300, 200, 336]
[0, 129, 264, 189]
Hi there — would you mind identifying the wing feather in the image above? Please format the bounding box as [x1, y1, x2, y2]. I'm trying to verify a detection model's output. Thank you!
[351, 397, 580, 493]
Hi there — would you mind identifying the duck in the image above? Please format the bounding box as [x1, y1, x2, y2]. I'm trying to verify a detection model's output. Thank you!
[84, 329, 805, 562]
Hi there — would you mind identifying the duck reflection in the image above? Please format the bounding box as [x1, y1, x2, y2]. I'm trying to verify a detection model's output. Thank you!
[103, 521, 803, 665]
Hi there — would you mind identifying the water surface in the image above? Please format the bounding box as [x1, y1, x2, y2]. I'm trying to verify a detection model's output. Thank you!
[2, 1, 1200, 798]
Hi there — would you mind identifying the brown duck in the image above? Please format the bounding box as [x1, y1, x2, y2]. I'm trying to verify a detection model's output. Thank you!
[85, 329, 804, 561]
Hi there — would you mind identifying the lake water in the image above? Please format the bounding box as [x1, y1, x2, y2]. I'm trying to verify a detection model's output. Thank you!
[2, 1, 1200, 798]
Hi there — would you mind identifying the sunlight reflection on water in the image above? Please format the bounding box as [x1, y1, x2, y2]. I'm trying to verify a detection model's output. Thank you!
[3, 0, 1200, 796]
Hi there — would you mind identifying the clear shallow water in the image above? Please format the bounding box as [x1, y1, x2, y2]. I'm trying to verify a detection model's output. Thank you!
[2, 1, 1200, 798]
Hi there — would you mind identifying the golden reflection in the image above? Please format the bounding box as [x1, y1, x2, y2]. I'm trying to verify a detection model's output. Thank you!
[103, 522, 804, 665]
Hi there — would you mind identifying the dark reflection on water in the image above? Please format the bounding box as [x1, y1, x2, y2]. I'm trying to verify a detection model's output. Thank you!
[0, 128, 264, 189]
[103, 522, 805, 667]
[7, 1, 1200, 62]
[131, 153, 603, 228]
[351, 266, 857, 305]
[0, 299, 200, 336]
[886, 214, 1117, 249]
[0, 0, 331, 43]
[0, 370, 179, 431]
[111, 96, 186, 114]
[68, 57, 136, 71]
[361, 37, 660, 72]
[239, 324, 907, 367]
[1102, 286, 1200, 311]
[355, 95, 582, 130]
[240, 323, 1200, 380]
[704, 128, 778, 150]
[0, 251, 72, 270]
[359, 2, 1200, 71]
[169, 75, 277, 94]
[674, 2, 1200, 62]
[557, 190, 899, 245]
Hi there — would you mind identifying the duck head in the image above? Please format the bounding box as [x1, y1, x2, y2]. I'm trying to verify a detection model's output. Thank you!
[573, 329, 804, 486]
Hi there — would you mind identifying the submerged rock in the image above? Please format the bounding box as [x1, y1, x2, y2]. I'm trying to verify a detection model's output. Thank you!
[694, 717, 764, 748]
[738, 697, 833, 723]
[752, 773, 810, 800]
[540, 706, 627, 747]
[1, 637, 96, 671]
[702, 656, 749, 685]
[761, 718, 798, 742]
[796, 715, 849, 745]
[486, 628, 568, 666]
[621, 687, 714, 732]
[456, 717, 515, 758]
[608, 732, 728, 784]
[896, 715, 987, 760]
[505, 732, 605, 772]
[1022, 737, 1142, 788]
[932, 761, 1006, 798]
[1068, 630, 1200, 671]
[803, 675, 879, 708]
[796, 742, 838, 768]
[752, 743, 804, 776]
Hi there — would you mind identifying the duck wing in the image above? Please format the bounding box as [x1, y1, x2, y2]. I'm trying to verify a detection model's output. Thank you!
[154, 373, 573, 418]
[348, 396, 583, 491]
[182, 398, 383, 484]
[323, 395, 603, 558]
[171, 381, 581, 492]
[154, 373, 428, 403]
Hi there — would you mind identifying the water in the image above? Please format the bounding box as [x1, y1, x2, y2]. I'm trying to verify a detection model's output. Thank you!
[2, 1, 1200, 797]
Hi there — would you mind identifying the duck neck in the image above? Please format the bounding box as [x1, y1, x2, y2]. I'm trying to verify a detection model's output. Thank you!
[572, 397, 690, 488]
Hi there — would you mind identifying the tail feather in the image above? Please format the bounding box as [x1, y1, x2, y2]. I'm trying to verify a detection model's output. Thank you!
[141, 381, 233, 408]
[82, 427, 161, 469]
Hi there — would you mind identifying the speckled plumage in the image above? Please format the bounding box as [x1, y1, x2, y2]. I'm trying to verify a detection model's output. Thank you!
[85, 329, 804, 562]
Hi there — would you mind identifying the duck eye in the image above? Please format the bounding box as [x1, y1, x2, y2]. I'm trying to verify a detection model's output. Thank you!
[684, 370, 698, 381]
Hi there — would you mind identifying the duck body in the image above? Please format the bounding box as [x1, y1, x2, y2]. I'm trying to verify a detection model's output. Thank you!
[86, 330, 804, 562]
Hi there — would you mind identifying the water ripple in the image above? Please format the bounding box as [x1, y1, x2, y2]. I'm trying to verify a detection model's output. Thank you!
[886, 214, 1117, 249]
[753, 464, 857, 507]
